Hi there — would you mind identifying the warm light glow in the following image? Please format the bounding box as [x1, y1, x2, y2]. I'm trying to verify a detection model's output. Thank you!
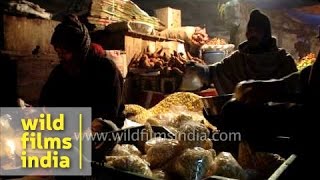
[6, 140, 15, 155]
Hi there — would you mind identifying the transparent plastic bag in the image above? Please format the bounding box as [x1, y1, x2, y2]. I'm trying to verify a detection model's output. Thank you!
[145, 138, 181, 169]
[152, 169, 168, 180]
[203, 139, 213, 150]
[238, 141, 285, 178]
[144, 137, 173, 152]
[105, 155, 153, 177]
[177, 121, 209, 149]
[111, 144, 142, 157]
[0, 114, 14, 159]
[155, 106, 216, 132]
[213, 152, 246, 180]
[0, 114, 14, 136]
[173, 147, 214, 180]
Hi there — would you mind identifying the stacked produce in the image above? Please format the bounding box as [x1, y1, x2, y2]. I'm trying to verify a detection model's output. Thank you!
[296, 53, 316, 71]
[200, 37, 235, 54]
[158, 26, 210, 56]
[191, 27, 209, 46]
[129, 49, 205, 75]
[206, 38, 227, 45]
[159, 26, 209, 46]
[89, 0, 164, 29]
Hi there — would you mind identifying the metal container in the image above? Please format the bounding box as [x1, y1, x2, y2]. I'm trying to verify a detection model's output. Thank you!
[202, 50, 225, 65]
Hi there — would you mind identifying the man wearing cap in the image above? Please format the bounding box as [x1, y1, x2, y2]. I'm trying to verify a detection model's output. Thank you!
[194, 9, 297, 95]
[39, 14, 125, 128]
[217, 25, 320, 178]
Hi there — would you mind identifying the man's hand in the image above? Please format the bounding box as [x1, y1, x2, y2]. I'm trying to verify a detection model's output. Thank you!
[185, 61, 210, 84]
[234, 80, 274, 104]
[18, 98, 31, 108]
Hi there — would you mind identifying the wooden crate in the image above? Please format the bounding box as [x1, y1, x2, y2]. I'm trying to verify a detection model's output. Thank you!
[154, 7, 181, 29]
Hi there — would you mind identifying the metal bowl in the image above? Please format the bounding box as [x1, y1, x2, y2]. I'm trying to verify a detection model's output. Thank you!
[201, 94, 233, 116]
[202, 50, 225, 65]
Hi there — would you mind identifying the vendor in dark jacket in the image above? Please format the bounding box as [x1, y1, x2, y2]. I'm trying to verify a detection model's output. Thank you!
[192, 9, 297, 95]
[39, 14, 125, 128]
[218, 35, 320, 180]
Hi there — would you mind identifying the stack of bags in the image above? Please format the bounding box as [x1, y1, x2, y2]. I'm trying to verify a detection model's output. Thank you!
[88, 0, 164, 30]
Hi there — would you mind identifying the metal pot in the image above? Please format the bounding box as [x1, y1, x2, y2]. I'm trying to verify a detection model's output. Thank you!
[179, 63, 204, 91]
[202, 50, 225, 65]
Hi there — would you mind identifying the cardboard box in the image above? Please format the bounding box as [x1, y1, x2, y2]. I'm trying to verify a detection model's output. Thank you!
[154, 7, 181, 29]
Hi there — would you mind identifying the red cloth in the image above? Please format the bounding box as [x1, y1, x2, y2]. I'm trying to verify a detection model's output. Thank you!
[90, 43, 106, 57]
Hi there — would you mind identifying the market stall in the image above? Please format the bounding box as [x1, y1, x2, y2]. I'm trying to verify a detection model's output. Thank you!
[1, 0, 319, 179]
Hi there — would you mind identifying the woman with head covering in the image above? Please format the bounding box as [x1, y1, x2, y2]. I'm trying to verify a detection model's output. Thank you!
[39, 14, 125, 128]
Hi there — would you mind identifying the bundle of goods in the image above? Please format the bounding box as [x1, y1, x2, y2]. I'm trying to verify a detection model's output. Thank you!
[124, 92, 215, 132]
[200, 37, 235, 55]
[159, 26, 209, 57]
[89, 0, 164, 30]
[118, 93, 287, 179]
[87, 16, 116, 28]
[6, 0, 52, 19]
[100, 136, 284, 179]
[128, 48, 205, 76]
[159, 26, 197, 42]
[104, 20, 155, 35]
[207, 38, 228, 45]
[191, 27, 210, 46]
[103, 140, 221, 179]
[296, 53, 316, 71]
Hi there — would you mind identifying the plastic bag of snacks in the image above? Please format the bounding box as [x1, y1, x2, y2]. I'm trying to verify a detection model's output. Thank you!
[111, 144, 142, 157]
[152, 169, 169, 180]
[145, 138, 182, 169]
[238, 141, 285, 178]
[173, 147, 214, 180]
[177, 121, 210, 149]
[105, 155, 153, 177]
[213, 152, 247, 180]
